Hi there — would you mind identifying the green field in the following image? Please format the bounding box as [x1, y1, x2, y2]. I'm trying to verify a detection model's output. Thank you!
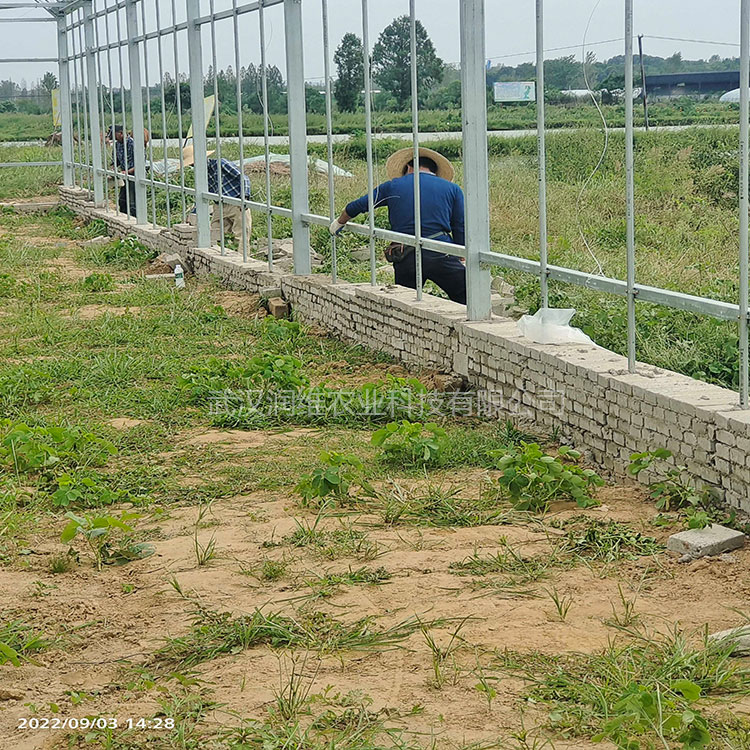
[0, 98, 741, 142]
[0, 122, 746, 390]
[1, 208, 749, 749]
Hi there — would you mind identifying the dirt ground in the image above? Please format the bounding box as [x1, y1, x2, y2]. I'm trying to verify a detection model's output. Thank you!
[2, 437, 750, 750]
[2, 214, 750, 750]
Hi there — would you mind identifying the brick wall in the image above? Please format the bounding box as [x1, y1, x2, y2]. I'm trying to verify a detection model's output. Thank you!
[59, 186, 750, 513]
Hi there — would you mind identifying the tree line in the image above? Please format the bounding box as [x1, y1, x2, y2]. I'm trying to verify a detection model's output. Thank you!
[0, 15, 742, 120]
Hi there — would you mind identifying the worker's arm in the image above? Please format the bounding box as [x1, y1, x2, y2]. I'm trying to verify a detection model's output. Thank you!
[450, 186, 466, 246]
[329, 182, 391, 236]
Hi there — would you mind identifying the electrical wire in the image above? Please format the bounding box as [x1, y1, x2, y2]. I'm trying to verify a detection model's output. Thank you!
[576, 0, 607, 277]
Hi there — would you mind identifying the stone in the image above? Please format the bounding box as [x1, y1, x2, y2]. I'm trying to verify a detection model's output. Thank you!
[491, 276, 515, 296]
[82, 235, 111, 248]
[667, 524, 746, 559]
[157, 252, 187, 271]
[433, 373, 466, 393]
[260, 286, 283, 299]
[350, 247, 372, 262]
[144, 273, 174, 281]
[708, 626, 750, 656]
[267, 297, 290, 319]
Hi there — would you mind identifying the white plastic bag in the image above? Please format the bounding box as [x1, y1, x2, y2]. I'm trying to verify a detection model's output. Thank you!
[517, 308, 594, 346]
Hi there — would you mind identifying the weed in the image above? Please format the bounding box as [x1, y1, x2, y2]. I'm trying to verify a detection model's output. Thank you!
[553, 516, 662, 563]
[297, 566, 391, 602]
[491, 443, 603, 511]
[155, 607, 435, 669]
[0, 420, 116, 475]
[474, 661, 500, 712]
[420, 617, 469, 688]
[271, 652, 320, 723]
[629, 449, 706, 512]
[285, 515, 379, 561]
[371, 420, 447, 466]
[251, 558, 289, 582]
[0, 619, 48, 666]
[193, 503, 217, 567]
[45, 470, 131, 509]
[48, 552, 74, 574]
[606, 583, 641, 629]
[495, 626, 750, 744]
[81, 273, 116, 292]
[83, 235, 157, 269]
[374, 480, 524, 528]
[545, 587, 573, 622]
[450, 539, 555, 583]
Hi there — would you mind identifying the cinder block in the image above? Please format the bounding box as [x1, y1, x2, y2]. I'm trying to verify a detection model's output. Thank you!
[667, 524, 745, 558]
[267, 297, 290, 319]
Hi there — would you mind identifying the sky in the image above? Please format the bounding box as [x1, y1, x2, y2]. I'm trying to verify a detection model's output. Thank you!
[0, 0, 742, 87]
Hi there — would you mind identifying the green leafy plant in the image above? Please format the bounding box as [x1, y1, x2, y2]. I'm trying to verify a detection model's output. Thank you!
[371, 420, 446, 466]
[96, 235, 157, 268]
[47, 471, 123, 509]
[0, 420, 116, 475]
[0, 620, 48, 666]
[60, 510, 151, 571]
[491, 443, 603, 511]
[628, 449, 706, 512]
[81, 272, 116, 292]
[593, 680, 711, 750]
[296, 451, 370, 506]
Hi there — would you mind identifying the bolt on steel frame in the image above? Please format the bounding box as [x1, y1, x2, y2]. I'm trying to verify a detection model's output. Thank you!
[3, 0, 750, 407]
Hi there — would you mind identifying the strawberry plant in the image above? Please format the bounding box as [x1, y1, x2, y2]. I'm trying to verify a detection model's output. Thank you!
[371, 420, 447, 466]
[491, 443, 603, 511]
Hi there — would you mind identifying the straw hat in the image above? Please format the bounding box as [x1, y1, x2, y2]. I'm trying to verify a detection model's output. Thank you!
[182, 145, 215, 167]
[385, 146, 454, 182]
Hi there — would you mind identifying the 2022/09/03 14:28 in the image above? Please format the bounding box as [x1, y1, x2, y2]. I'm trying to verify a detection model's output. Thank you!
[17, 716, 175, 731]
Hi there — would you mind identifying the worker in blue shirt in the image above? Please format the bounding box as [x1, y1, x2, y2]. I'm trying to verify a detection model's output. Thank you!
[183, 146, 252, 247]
[107, 125, 136, 217]
[329, 147, 467, 304]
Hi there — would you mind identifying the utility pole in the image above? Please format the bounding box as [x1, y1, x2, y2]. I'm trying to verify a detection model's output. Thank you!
[638, 34, 649, 130]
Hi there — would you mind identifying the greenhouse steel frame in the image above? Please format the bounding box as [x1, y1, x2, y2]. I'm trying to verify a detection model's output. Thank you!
[2, 0, 750, 405]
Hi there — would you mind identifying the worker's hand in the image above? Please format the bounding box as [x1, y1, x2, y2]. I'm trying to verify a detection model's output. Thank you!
[329, 219, 345, 236]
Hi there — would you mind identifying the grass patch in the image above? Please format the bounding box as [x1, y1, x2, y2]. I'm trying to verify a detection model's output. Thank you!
[155, 607, 432, 669]
[552, 516, 663, 563]
[494, 627, 750, 746]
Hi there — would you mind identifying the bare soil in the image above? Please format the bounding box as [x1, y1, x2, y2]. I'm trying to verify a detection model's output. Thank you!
[2, 454, 749, 749]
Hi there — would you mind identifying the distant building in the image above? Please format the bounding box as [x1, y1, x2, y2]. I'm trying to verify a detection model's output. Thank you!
[644, 70, 740, 98]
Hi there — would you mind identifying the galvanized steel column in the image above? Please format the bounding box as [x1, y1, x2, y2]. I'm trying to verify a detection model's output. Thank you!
[625, 0, 636, 371]
[186, 0, 211, 248]
[460, 0, 492, 320]
[82, 2, 104, 204]
[57, 14, 75, 187]
[124, 0, 147, 223]
[284, 0, 311, 275]
[741, 0, 750, 407]
[536, 0, 548, 308]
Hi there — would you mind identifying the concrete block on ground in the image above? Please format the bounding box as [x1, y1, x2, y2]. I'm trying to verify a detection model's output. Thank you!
[708, 626, 750, 656]
[667, 524, 745, 558]
[268, 297, 290, 319]
[81, 235, 111, 248]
